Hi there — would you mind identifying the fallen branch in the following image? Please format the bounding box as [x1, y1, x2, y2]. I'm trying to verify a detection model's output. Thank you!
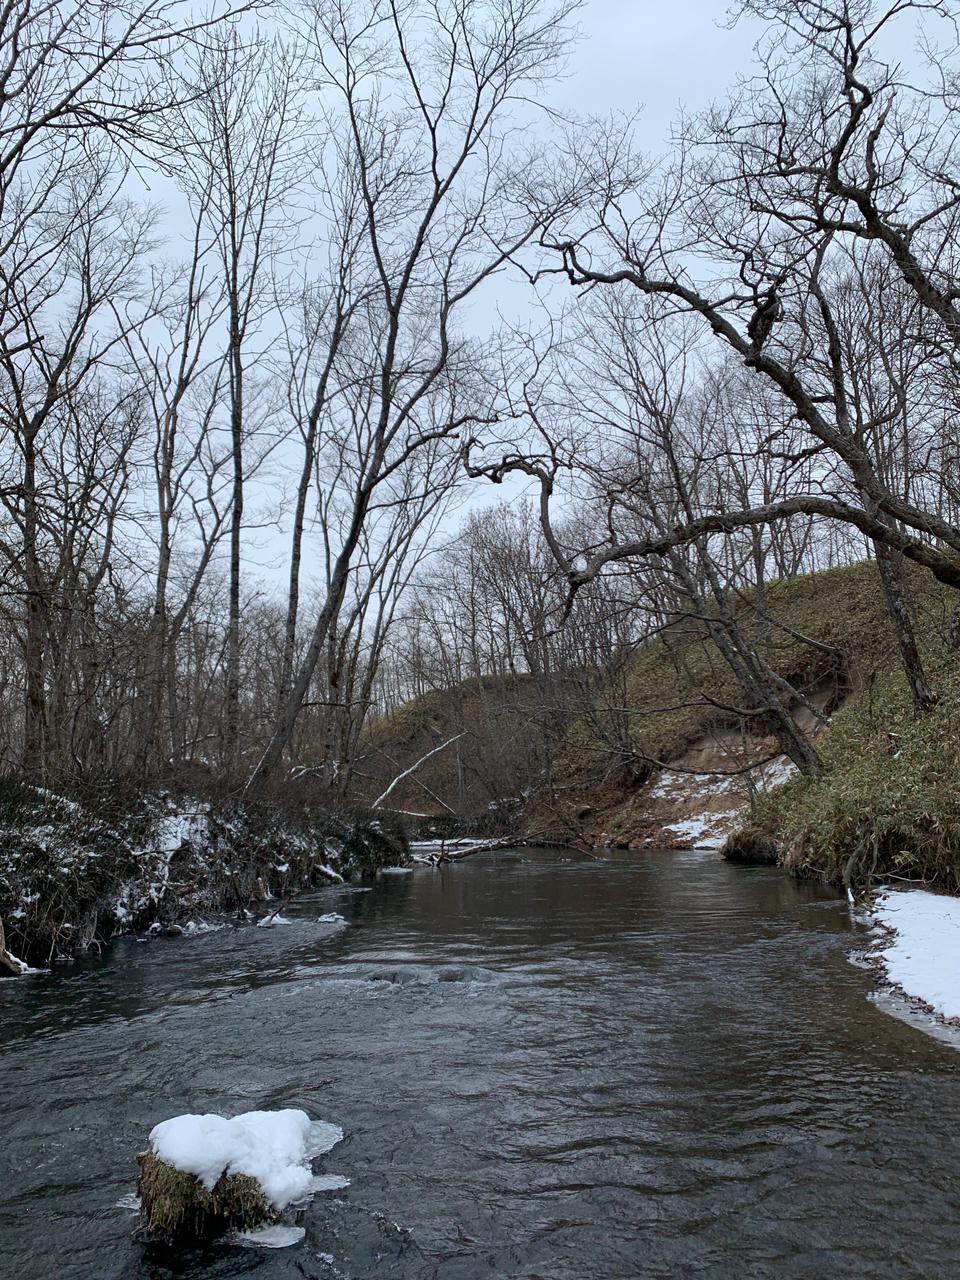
[412, 835, 589, 864]
[370, 734, 464, 810]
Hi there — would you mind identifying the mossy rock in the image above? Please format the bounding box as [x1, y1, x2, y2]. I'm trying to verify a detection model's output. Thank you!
[721, 823, 779, 866]
[136, 1149, 278, 1235]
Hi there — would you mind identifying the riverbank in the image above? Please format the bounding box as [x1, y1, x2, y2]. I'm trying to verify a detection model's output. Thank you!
[0, 782, 409, 969]
[866, 889, 960, 1027]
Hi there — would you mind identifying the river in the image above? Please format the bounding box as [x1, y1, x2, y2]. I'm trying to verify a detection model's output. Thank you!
[2, 847, 960, 1279]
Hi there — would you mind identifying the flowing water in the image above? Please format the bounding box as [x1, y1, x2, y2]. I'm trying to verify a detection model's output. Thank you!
[2, 848, 960, 1280]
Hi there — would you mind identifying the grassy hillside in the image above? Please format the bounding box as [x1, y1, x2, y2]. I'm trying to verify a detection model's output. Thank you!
[522, 561, 951, 842]
[563, 561, 945, 768]
[359, 671, 587, 832]
[362, 560, 960, 877]
[752, 650, 960, 891]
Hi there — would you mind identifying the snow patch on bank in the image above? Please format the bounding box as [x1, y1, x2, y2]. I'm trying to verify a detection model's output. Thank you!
[643, 751, 799, 850]
[871, 890, 960, 1021]
[148, 1109, 345, 1210]
[659, 808, 743, 850]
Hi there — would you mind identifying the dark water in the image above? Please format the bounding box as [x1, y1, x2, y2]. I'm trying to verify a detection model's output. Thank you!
[2, 848, 960, 1280]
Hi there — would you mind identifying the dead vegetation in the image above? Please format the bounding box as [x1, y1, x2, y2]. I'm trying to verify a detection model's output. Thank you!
[136, 1150, 276, 1235]
[363, 561, 960, 875]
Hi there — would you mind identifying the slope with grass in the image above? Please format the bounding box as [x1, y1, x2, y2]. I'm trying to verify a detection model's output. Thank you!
[750, 650, 960, 891]
[522, 561, 953, 853]
[363, 560, 960, 887]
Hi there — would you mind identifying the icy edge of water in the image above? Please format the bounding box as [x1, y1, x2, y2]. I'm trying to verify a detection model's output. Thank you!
[864, 889, 960, 1033]
[231, 1224, 306, 1249]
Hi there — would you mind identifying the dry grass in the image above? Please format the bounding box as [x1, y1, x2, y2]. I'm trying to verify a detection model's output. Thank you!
[136, 1149, 278, 1235]
[757, 649, 960, 890]
[559, 560, 948, 783]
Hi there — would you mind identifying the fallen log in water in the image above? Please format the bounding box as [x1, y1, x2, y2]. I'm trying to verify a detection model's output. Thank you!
[410, 836, 590, 864]
[408, 836, 521, 864]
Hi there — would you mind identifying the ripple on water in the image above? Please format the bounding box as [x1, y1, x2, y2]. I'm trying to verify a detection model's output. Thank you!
[2, 851, 960, 1279]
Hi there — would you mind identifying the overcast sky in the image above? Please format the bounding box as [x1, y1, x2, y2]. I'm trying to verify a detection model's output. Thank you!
[255, 1, 767, 577]
[550, 0, 759, 142]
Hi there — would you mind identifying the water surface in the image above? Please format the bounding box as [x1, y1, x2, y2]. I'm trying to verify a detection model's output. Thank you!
[2, 848, 959, 1279]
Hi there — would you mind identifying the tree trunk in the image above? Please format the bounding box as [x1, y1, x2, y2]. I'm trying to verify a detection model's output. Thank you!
[22, 430, 46, 776]
[247, 546, 355, 794]
[225, 289, 243, 773]
[675, 550, 822, 778]
[278, 410, 316, 712]
[948, 595, 960, 653]
[873, 540, 937, 717]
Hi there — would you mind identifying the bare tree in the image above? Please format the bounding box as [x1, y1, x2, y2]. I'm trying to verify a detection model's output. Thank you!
[244, 0, 578, 792]
[494, 297, 829, 773]
[0, 152, 161, 774]
[480, 0, 960, 714]
[371, 498, 640, 815]
[0, 0, 249, 776]
[121, 204, 232, 773]
[167, 29, 306, 772]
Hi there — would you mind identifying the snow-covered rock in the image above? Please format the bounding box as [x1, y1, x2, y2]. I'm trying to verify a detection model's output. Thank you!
[148, 1109, 344, 1211]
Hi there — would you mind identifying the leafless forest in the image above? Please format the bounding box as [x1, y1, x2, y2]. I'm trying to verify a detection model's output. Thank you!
[3, 0, 960, 815]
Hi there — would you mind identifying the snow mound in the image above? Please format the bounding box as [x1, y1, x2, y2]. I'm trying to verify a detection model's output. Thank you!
[256, 914, 294, 928]
[148, 1109, 344, 1210]
[873, 890, 960, 1021]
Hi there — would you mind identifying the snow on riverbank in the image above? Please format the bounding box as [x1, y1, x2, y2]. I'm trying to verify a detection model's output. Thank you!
[646, 754, 798, 850]
[1, 787, 408, 964]
[871, 890, 960, 1021]
[658, 808, 743, 850]
[148, 1109, 346, 1210]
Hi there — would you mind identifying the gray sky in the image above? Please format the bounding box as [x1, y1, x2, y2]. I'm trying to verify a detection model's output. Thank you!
[442, 1, 763, 528]
[253, 0, 766, 580]
[551, 0, 759, 141]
